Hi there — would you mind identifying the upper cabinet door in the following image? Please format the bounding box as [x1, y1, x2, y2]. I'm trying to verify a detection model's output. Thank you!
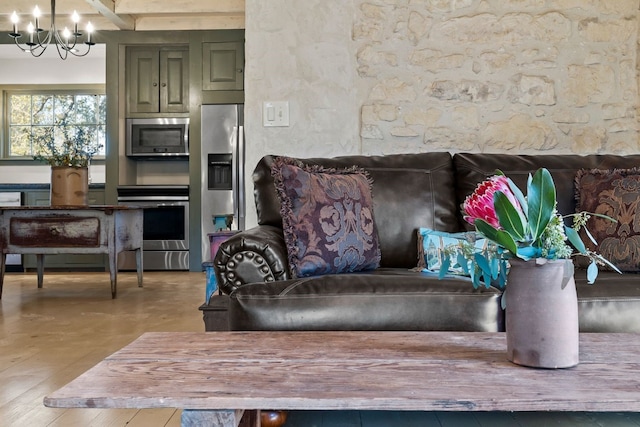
[202, 41, 244, 91]
[127, 46, 189, 115]
[127, 47, 161, 114]
[160, 48, 190, 113]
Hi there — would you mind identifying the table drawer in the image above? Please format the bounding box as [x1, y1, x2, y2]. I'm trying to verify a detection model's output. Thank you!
[10, 217, 101, 247]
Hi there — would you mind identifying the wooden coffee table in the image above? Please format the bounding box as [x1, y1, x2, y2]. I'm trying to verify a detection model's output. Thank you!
[44, 331, 640, 427]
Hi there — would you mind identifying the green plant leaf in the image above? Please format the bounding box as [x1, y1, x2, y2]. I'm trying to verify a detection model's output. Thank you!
[564, 226, 587, 254]
[527, 168, 556, 242]
[507, 177, 528, 217]
[494, 191, 526, 241]
[474, 219, 501, 242]
[439, 257, 450, 279]
[494, 230, 518, 256]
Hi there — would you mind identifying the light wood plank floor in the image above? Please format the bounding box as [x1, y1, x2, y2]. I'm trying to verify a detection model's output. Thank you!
[0, 270, 206, 427]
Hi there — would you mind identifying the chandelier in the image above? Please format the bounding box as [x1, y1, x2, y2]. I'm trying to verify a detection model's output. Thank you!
[9, 0, 95, 59]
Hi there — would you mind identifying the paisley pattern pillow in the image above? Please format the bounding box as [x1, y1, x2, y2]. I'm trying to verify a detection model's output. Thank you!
[575, 168, 640, 272]
[272, 157, 381, 278]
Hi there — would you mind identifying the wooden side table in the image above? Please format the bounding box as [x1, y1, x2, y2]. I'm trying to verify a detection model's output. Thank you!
[0, 205, 143, 298]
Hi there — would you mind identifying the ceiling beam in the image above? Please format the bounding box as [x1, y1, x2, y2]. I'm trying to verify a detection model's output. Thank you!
[134, 14, 245, 31]
[85, 0, 135, 30]
[115, 0, 244, 15]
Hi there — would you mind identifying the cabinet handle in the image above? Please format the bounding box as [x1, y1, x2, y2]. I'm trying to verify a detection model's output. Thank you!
[50, 226, 60, 236]
[161, 83, 167, 87]
[237, 69, 243, 73]
[153, 82, 158, 87]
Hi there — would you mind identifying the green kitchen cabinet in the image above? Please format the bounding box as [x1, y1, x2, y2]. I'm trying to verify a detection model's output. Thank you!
[202, 41, 244, 91]
[127, 46, 189, 115]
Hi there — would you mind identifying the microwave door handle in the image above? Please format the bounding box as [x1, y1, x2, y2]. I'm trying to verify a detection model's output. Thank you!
[237, 125, 245, 228]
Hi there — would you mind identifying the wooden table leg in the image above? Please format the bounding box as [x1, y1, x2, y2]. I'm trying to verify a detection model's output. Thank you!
[135, 247, 143, 287]
[108, 250, 117, 299]
[37, 254, 44, 288]
[0, 252, 5, 299]
[181, 409, 256, 427]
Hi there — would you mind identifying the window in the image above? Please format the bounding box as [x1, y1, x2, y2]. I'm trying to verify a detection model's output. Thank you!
[4, 89, 106, 159]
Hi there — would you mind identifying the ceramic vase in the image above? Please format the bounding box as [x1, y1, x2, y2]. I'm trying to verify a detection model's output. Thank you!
[505, 258, 579, 369]
[50, 166, 89, 206]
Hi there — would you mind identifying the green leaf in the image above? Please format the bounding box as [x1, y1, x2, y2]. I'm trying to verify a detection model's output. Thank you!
[474, 219, 501, 242]
[474, 253, 492, 276]
[439, 257, 451, 279]
[494, 191, 526, 241]
[494, 230, 518, 256]
[527, 168, 556, 242]
[507, 177, 528, 217]
[565, 226, 587, 254]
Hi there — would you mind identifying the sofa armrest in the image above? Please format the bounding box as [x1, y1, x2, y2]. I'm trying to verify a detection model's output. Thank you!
[214, 225, 291, 295]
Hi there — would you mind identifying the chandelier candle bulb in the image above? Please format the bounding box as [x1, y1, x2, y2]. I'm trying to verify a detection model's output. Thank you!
[71, 10, 80, 35]
[86, 22, 94, 44]
[33, 6, 41, 32]
[10, 11, 19, 36]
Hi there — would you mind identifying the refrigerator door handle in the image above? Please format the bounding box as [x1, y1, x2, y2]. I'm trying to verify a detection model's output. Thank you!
[231, 126, 238, 220]
[237, 125, 245, 227]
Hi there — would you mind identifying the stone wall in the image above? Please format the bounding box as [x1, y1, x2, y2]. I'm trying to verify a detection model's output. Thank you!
[244, 0, 640, 226]
[356, 0, 638, 155]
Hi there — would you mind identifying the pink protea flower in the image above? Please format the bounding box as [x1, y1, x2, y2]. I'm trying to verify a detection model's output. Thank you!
[463, 175, 521, 229]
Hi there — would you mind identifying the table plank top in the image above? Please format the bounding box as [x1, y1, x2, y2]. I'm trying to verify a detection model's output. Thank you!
[44, 331, 640, 412]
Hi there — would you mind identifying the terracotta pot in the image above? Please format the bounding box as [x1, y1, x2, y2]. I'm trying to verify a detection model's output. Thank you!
[505, 258, 579, 369]
[50, 166, 89, 206]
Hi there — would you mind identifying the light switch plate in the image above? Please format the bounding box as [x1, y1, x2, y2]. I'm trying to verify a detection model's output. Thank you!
[263, 101, 290, 127]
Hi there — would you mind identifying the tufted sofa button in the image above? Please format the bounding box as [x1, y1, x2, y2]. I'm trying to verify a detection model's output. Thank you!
[227, 272, 236, 280]
[227, 261, 236, 269]
[233, 253, 244, 261]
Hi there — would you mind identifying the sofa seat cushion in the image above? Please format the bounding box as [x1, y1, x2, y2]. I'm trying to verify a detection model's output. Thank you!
[228, 269, 503, 332]
[575, 271, 640, 332]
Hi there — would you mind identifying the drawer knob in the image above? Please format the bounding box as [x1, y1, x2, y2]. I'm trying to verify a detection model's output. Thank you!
[50, 226, 60, 236]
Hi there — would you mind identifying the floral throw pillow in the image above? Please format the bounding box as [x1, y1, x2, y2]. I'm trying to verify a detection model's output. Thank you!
[416, 228, 508, 289]
[575, 168, 640, 272]
[272, 157, 381, 278]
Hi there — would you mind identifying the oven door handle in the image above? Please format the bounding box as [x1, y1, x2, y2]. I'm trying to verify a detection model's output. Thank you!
[118, 196, 189, 202]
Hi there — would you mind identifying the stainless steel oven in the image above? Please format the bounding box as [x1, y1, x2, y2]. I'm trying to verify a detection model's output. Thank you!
[117, 185, 189, 270]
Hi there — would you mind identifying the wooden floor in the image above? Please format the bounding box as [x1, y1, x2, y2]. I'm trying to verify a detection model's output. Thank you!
[0, 270, 205, 427]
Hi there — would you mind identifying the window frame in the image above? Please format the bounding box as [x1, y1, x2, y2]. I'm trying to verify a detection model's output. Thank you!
[0, 84, 106, 163]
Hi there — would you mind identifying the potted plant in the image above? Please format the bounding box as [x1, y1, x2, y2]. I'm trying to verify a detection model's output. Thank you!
[32, 120, 102, 206]
[462, 168, 619, 368]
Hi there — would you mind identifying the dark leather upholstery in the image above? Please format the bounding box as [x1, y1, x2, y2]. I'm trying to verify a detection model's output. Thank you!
[229, 269, 503, 332]
[204, 152, 640, 334]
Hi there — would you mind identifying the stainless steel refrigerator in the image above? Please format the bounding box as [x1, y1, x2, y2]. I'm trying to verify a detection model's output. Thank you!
[200, 104, 245, 262]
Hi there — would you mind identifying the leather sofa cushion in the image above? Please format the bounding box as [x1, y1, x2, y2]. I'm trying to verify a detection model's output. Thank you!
[253, 153, 460, 269]
[575, 271, 640, 332]
[229, 269, 504, 332]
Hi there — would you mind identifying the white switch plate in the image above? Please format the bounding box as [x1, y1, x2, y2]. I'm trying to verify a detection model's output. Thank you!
[263, 101, 290, 127]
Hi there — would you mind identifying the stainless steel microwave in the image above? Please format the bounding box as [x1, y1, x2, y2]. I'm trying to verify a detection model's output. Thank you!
[126, 118, 189, 157]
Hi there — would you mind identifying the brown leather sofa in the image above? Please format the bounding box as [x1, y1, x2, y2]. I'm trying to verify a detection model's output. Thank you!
[201, 152, 640, 333]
